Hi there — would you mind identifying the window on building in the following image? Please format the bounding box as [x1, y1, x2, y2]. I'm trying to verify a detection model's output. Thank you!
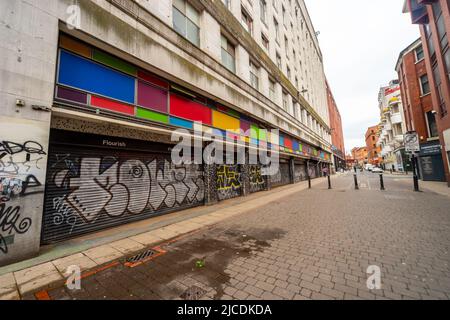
[444, 48, 450, 83]
[282, 6, 287, 26]
[415, 45, 425, 61]
[222, 0, 231, 9]
[432, 2, 448, 50]
[274, 18, 280, 43]
[282, 91, 289, 111]
[173, 0, 200, 46]
[426, 111, 439, 138]
[261, 33, 269, 51]
[419, 74, 430, 95]
[221, 34, 236, 73]
[241, 7, 253, 35]
[295, 77, 298, 88]
[287, 66, 291, 80]
[260, 0, 267, 24]
[284, 36, 289, 57]
[276, 52, 282, 69]
[433, 62, 447, 116]
[249, 60, 259, 90]
[269, 79, 276, 101]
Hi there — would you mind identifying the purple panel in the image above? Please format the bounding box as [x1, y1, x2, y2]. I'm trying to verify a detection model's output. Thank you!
[240, 120, 251, 135]
[56, 86, 88, 104]
[137, 80, 168, 113]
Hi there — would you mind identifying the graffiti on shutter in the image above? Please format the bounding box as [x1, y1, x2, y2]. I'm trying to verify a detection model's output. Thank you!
[43, 148, 204, 243]
[249, 165, 266, 193]
[272, 162, 291, 187]
[294, 163, 307, 183]
[216, 164, 241, 201]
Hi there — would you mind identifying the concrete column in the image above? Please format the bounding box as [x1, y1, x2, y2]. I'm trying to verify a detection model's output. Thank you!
[289, 157, 295, 184]
[240, 150, 250, 197]
[203, 142, 218, 206]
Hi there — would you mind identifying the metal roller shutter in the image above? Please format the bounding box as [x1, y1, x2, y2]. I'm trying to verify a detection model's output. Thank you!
[294, 161, 307, 183]
[216, 164, 242, 201]
[249, 165, 267, 193]
[271, 161, 291, 187]
[42, 144, 205, 244]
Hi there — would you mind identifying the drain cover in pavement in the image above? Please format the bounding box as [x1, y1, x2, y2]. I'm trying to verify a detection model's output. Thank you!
[125, 247, 166, 267]
[180, 286, 207, 300]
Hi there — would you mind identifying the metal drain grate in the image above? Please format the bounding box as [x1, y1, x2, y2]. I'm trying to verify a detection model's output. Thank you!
[180, 286, 207, 300]
[126, 249, 159, 264]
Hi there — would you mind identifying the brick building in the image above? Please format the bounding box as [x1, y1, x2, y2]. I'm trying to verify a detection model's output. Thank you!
[396, 37, 446, 181]
[326, 80, 346, 171]
[351, 147, 368, 167]
[404, 0, 450, 186]
[365, 125, 382, 165]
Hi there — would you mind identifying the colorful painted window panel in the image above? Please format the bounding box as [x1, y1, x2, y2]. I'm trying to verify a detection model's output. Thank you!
[137, 81, 168, 113]
[58, 50, 135, 104]
[136, 108, 169, 124]
[284, 138, 293, 150]
[56, 86, 88, 104]
[170, 117, 194, 129]
[138, 70, 169, 89]
[59, 35, 91, 59]
[92, 49, 137, 76]
[279, 135, 285, 147]
[293, 141, 299, 152]
[250, 124, 259, 140]
[170, 93, 212, 125]
[258, 129, 268, 142]
[91, 96, 135, 115]
[212, 111, 240, 134]
[240, 120, 251, 136]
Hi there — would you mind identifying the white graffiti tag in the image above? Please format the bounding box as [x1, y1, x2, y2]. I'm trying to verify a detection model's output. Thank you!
[56, 158, 204, 223]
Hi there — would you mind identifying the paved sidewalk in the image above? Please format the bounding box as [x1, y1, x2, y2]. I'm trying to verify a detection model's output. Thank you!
[0, 177, 326, 300]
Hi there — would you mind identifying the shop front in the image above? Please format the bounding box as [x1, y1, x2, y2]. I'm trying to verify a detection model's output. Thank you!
[418, 141, 446, 182]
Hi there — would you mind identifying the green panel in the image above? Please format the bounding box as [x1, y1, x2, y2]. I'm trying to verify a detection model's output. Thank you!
[93, 50, 137, 76]
[258, 129, 267, 141]
[136, 108, 169, 123]
[250, 124, 259, 139]
[299, 144, 303, 152]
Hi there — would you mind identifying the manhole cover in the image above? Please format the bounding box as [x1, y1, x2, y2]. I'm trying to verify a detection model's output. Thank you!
[125, 247, 166, 267]
[180, 286, 207, 300]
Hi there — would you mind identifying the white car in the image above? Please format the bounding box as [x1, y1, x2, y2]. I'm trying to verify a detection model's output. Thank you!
[372, 167, 383, 173]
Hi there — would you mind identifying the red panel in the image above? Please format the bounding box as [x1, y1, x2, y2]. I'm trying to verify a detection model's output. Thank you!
[91, 96, 135, 115]
[170, 93, 212, 125]
[137, 70, 169, 89]
[284, 138, 293, 149]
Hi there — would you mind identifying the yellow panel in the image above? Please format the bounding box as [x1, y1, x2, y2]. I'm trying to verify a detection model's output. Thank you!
[212, 111, 240, 133]
[60, 35, 91, 58]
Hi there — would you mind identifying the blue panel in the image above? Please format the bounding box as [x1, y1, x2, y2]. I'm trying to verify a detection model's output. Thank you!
[293, 141, 299, 151]
[58, 50, 135, 104]
[212, 129, 225, 137]
[279, 136, 285, 146]
[170, 117, 194, 129]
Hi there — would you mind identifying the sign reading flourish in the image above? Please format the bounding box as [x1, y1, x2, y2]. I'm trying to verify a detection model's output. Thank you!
[404, 131, 420, 153]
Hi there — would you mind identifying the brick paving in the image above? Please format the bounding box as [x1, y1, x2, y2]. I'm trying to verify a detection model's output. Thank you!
[27, 173, 450, 300]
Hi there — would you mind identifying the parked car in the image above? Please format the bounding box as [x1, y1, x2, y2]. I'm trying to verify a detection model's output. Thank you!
[372, 167, 383, 173]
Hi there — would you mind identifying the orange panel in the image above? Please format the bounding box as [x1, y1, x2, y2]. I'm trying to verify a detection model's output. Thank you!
[60, 35, 91, 58]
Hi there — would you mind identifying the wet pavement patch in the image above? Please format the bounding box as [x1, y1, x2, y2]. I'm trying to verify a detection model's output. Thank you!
[180, 285, 207, 300]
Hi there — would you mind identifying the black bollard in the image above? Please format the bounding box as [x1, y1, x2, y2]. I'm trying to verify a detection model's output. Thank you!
[328, 175, 332, 189]
[308, 175, 311, 189]
[380, 174, 385, 191]
[354, 174, 359, 190]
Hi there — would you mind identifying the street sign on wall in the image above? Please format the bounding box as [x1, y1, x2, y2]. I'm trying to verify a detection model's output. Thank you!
[404, 131, 420, 153]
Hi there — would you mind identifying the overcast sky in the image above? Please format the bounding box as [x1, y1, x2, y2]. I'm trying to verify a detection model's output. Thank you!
[305, 0, 420, 154]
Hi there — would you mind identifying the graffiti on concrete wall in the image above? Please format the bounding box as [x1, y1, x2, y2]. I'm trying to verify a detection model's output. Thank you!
[272, 163, 291, 187]
[43, 154, 205, 242]
[249, 165, 266, 193]
[0, 140, 44, 256]
[216, 165, 241, 201]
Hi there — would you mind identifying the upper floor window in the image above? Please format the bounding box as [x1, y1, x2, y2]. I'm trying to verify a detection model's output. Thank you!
[261, 33, 270, 51]
[282, 6, 287, 26]
[249, 60, 259, 90]
[426, 111, 439, 137]
[241, 7, 253, 35]
[274, 18, 280, 43]
[260, 0, 267, 24]
[221, 35, 236, 73]
[419, 74, 430, 95]
[284, 36, 289, 57]
[287, 66, 291, 80]
[276, 52, 282, 69]
[269, 79, 276, 101]
[282, 91, 289, 111]
[222, 0, 231, 9]
[173, 0, 200, 46]
[415, 45, 424, 62]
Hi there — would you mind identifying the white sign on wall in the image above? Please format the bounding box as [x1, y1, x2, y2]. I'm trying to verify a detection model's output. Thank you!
[404, 132, 420, 153]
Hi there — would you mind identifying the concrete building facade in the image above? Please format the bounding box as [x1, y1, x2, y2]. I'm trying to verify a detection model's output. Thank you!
[396, 37, 446, 181]
[0, 0, 332, 266]
[326, 80, 346, 172]
[351, 147, 368, 167]
[404, 0, 450, 186]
